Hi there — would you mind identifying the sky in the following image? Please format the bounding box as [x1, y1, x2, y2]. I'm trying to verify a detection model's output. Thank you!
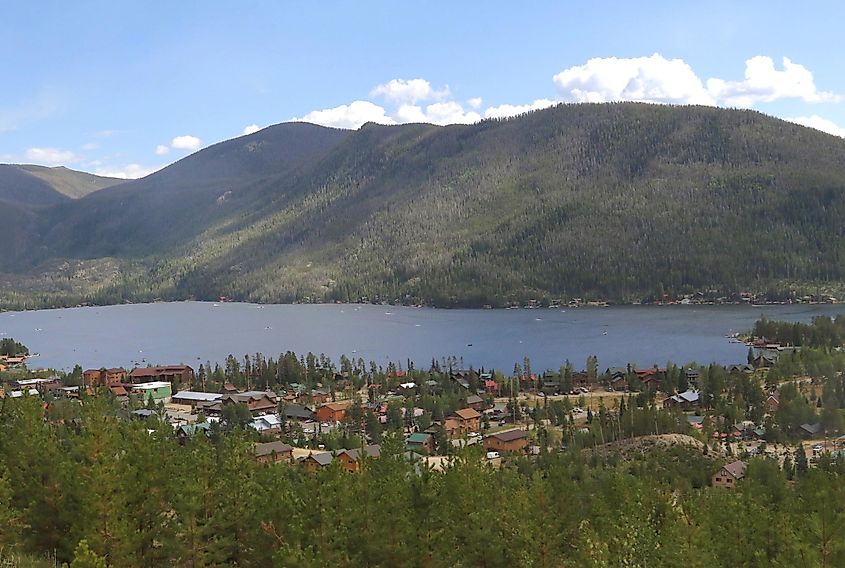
[2, 1, 845, 179]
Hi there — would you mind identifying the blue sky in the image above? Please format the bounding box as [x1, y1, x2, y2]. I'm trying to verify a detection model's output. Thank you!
[2, 1, 844, 178]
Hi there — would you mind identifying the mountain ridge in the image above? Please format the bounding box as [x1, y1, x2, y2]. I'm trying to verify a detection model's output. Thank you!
[3, 102, 845, 309]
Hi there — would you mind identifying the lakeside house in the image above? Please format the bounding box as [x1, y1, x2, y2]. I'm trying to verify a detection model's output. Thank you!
[662, 389, 700, 410]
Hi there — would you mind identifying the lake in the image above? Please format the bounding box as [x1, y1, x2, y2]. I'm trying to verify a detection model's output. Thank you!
[2, 302, 845, 373]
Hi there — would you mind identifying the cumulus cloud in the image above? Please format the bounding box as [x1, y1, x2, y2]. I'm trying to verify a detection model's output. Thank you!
[370, 78, 449, 104]
[785, 115, 845, 138]
[467, 97, 483, 109]
[154, 144, 170, 156]
[170, 135, 202, 151]
[395, 101, 481, 125]
[242, 124, 261, 136]
[293, 100, 396, 129]
[707, 56, 841, 108]
[553, 54, 716, 105]
[94, 163, 161, 179]
[485, 99, 556, 119]
[24, 147, 81, 166]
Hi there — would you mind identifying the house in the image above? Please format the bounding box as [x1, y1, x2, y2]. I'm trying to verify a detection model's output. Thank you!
[484, 429, 529, 454]
[175, 422, 212, 441]
[728, 364, 754, 375]
[684, 367, 700, 384]
[483, 379, 499, 394]
[334, 445, 381, 472]
[171, 391, 222, 409]
[442, 417, 462, 439]
[765, 392, 780, 413]
[129, 365, 194, 385]
[572, 371, 590, 389]
[800, 422, 824, 438]
[280, 403, 315, 422]
[406, 432, 434, 455]
[662, 389, 700, 410]
[608, 374, 628, 392]
[130, 381, 172, 402]
[752, 352, 778, 369]
[466, 394, 485, 411]
[298, 452, 333, 473]
[451, 407, 481, 435]
[254, 441, 293, 464]
[220, 391, 278, 416]
[250, 414, 283, 435]
[315, 401, 351, 423]
[222, 382, 239, 394]
[712, 460, 747, 488]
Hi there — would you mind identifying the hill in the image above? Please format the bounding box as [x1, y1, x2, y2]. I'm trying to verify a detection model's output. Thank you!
[3, 102, 845, 308]
[0, 164, 121, 209]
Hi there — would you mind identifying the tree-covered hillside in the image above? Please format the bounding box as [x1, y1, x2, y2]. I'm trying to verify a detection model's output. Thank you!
[4, 103, 845, 308]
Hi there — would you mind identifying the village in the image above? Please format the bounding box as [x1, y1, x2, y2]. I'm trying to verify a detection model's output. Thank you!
[2, 327, 843, 488]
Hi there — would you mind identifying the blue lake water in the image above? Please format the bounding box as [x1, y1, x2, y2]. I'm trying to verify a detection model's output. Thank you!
[1, 302, 844, 372]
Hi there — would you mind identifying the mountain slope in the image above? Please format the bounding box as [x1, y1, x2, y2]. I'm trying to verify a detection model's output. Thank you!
[16, 165, 123, 199]
[4, 103, 845, 308]
[38, 122, 350, 260]
[0, 164, 121, 209]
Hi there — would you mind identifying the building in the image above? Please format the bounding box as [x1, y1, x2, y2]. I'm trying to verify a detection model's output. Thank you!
[171, 391, 223, 408]
[130, 381, 173, 402]
[800, 422, 824, 438]
[334, 445, 381, 472]
[254, 441, 293, 464]
[406, 432, 434, 454]
[298, 452, 333, 473]
[219, 391, 278, 416]
[765, 392, 780, 414]
[662, 389, 700, 410]
[129, 365, 194, 385]
[484, 429, 529, 454]
[451, 408, 481, 435]
[466, 394, 485, 411]
[315, 401, 351, 423]
[280, 403, 315, 422]
[712, 460, 747, 488]
[250, 414, 283, 435]
[83, 368, 126, 388]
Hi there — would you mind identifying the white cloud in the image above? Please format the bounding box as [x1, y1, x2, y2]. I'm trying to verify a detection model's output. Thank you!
[485, 99, 556, 119]
[154, 144, 170, 156]
[467, 97, 483, 109]
[370, 78, 449, 104]
[707, 56, 841, 108]
[24, 147, 81, 166]
[242, 124, 261, 136]
[170, 135, 202, 151]
[94, 163, 161, 179]
[82, 142, 99, 151]
[395, 102, 480, 125]
[553, 53, 716, 105]
[293, 100, 396, 129]
[784, 115, 845, 138]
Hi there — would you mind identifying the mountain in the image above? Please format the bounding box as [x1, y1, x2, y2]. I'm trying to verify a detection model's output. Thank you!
[0, 164, 121, 208]
[3, 102, 845, 309]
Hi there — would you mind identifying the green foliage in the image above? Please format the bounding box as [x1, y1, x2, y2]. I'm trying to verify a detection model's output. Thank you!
[0, 338, 28, 357]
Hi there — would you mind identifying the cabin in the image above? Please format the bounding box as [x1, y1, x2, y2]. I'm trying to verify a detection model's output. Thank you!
[406, 432, 434, 455]
[250, 414, 283, 435]
[662, 389, 700, 410]
[129, 365, 194, 385]
[712, 460, 747, 488]
[334, 445, 381, 472]
[298, 452, 333, 473]
[175, 422, 212, 442]
[219, 391, 278, 416]
[466, 394, 485, 411]
[484, 429, 529, 454]
[315, 401, 351, 423]
[280, 403, 315, 422]
[254, 441, 293, 464]
[800, 422, 824, 438]
[752, 352, 778, 369]
[765, 392, 780, 414]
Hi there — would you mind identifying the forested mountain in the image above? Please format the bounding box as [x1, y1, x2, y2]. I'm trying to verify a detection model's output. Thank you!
[4, 102, 845, 308]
